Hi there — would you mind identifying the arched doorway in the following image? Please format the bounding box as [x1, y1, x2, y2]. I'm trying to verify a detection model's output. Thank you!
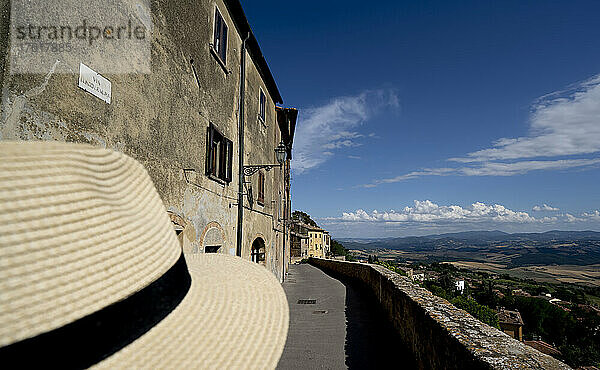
[199, 221, 225, 254]
[167, 211, 188, 250]
[251, 237, 266, 264]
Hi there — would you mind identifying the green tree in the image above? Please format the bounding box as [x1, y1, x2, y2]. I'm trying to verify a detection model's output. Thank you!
[329, 239, 356, 261]
[513, 296, 573, 343]
[474, 280, 499, 308]
[439, 272, 455, 296]
[291, 210, 318, 227]
[375, 260, 407, 276]
[330, 239, 346, 256]
[451, 296, 499, 328]
[426, 282, 452, 300]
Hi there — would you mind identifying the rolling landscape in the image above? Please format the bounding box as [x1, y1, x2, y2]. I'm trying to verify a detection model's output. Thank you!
[341, 230, 600, 286]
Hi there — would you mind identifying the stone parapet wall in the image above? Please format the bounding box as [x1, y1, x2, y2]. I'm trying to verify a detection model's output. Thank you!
[308, 258, 570, 370]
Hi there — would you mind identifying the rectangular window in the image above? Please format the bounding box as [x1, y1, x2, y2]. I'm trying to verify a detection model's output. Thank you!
[213, 8, 228, 64]
[259, 89, 266, 122]
[206, 123, 233, 183]
[205, 245, 221, 253]
[257, 171, 265, 205]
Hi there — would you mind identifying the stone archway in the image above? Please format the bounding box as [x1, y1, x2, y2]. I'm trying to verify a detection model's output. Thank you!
[167, 211, 187, 248]
[199, 221, 226, 254]
[251, 237, 266, 265]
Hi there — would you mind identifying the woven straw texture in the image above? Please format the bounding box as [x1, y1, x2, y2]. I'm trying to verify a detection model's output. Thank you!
[0, 141, 289, 368]
[96, 253, 289, 369]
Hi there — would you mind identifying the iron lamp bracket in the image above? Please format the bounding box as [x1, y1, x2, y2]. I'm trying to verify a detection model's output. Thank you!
[243, 164, 281, 177]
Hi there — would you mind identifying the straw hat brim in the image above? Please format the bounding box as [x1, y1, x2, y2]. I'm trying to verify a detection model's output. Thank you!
[95, 252, 289, 369]
[0, 141, 289, 368]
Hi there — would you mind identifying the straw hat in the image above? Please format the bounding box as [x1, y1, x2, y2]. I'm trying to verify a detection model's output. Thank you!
[0, 141, 289, 368]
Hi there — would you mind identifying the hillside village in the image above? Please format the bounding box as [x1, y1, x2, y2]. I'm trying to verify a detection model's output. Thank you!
[289, 210, 331, 261]
[352, 250, 600, 367]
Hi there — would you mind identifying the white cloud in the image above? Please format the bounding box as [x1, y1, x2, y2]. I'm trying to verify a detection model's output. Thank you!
[459, 158, 600, 176]
[362, 75, 600, 187]
[564, 213, 583, 223]
[582, 210, 600, 221]
[362, 158, 600, 187]
[323, 205, 598, 237]
[323, 139, 361, 150]
[533, 204, 559, 212]
[330, 201, 600, 230]
[292, 89, 398, 173]
[362, 168, 455, 188]
[337, 200, 539, 224]
[452, 75, 600, 163]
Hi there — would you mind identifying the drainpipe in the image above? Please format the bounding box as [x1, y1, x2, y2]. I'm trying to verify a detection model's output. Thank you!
[282, 159, 287, 282]
[236, 33, 249, 257]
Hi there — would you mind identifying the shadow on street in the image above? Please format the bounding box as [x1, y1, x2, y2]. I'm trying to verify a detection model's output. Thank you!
[332, 270, 417, 369]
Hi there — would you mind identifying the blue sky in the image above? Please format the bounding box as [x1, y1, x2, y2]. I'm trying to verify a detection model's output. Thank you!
[243, 0, 600, 238]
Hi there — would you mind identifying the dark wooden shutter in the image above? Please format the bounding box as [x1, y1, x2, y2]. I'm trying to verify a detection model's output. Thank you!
[213, 10, 221, 51]
[258, 172, 264, 204]
[225, 139, 233, 182]
[206, 125, 213, 176]
[218, 136, 226, 180]
[220, 22, 227, 63]
[260, 91, 266, 121]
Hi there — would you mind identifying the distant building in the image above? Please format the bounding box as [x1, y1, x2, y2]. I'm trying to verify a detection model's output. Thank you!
[524, 340, 562, 357]
[536, 294, 555, 302]
[290, 221, 331, 259]
[412, 272, 425, 283]
[455, 280, 465, 294]
[512, 289, 531, 297]
[498, 308, 524, 341]
[493, 289, 505, 299]
[323, 231, 331, 256]
[307, 225, 326, 258]
[426, 271, 440, 281]
[290, 221, 309, 261]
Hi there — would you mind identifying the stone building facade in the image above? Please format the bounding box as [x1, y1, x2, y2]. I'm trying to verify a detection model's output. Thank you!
[307, 225, 326, 258]
[290, 221, 309, 261]
[498, 308, 524, 342]
[0, 0, 296, 281]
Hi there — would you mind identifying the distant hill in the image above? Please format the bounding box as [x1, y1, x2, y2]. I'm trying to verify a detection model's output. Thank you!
[339, 230, 600, 267]
[339, 230, 600, 249]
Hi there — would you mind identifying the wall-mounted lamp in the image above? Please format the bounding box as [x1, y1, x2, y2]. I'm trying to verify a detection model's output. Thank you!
[243, 141, 287, 177]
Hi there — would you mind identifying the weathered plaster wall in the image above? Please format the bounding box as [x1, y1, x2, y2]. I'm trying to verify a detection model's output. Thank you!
[0, 0, 288, 280]
[241, 50, 287, 279]
[309, 258, 571, 370]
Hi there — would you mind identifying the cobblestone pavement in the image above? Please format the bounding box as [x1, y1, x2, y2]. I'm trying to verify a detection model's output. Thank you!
[277, 264, 416, 369]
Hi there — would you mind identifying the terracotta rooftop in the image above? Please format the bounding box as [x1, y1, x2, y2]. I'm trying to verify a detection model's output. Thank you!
[524, 340, 562, 357]
[498, 308, 524, 326]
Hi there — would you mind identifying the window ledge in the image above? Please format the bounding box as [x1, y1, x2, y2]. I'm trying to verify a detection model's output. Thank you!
[257, 115, 267, 127]
[209, 44, 230, 75]
[207, 173, 229, 186]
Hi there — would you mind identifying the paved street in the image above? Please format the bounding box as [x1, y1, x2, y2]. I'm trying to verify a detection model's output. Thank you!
[277, 264, 415, 369]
